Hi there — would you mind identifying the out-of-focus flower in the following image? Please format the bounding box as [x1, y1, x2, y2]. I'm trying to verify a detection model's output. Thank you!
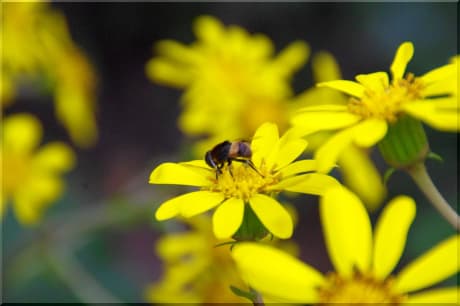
[145, 214, 300, 304]
[1, 1, 98, 147]
[1, 113, 75, 225]
[146, 15, 309, 154]
[149, 122, 338, 240]
[233, 186, 459, 304]
[144, 215, 249, 304]
[291, 42, 458, 172]
[291, 52, 386, 211]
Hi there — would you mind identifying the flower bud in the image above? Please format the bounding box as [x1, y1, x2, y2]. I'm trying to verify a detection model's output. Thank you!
[378, 115, 429, 169]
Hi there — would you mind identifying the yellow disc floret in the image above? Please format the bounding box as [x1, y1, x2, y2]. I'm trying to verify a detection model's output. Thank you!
[318, 271, 406, 305]
[207, 163, 280, 202]
[348, 73, 425, 122]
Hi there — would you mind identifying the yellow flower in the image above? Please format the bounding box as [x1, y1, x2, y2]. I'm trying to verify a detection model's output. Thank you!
[144, 215, 249, 304]
[291, 42, 458, 173]
[1, 1, 98, 147]
[292, 51, 386, 210]
[146, 15, 309, 154]
[149, 122, 338, 240]
[232, 186, 459, 304]
[1, 113, 75, 225]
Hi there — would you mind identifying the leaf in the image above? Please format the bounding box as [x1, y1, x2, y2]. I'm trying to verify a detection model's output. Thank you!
[229, 285, 257, 302]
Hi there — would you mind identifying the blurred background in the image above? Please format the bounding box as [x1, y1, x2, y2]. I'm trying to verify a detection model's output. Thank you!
[2, 2, 457, 303]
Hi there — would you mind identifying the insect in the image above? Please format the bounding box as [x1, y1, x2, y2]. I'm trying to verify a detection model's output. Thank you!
[205, 140, 262, 178]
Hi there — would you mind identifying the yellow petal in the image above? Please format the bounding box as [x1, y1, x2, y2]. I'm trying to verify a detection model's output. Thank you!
[212, 198, 244, 239]
[372, 196, 416, 279]
[394, 235, 460, 294]
[232, 243, 325, 303]
[156, 232, 204, 260]
[278, 160, 317, 178]
[315, 127, 355, 173]
[402, 99, 459, 132]
[33, 142, 76, 172]
[2, 113, 42, 154]
[317, 80, 365, 98]
[270, 173, 340, 195]
[290, 109, 361, 135]
[420, 63, 456, 85]
[12, 195, 42, 226]
[273, 137, 307, 171]
[179, 191, 225, 218]
[149, 162, 211, 187]
[406, 287, 460, 303]
[312, 51, 341, 82]
[338, 144, 386, 211]
[251, 122, 279, 168]
[351, 118, 388, 147]
[355, 72, 389, 92]
[390, 42, 414, 80]
[145, 58, 192, 87]
[249, 194, 293, 239]
[155, 40, 199, 64]
[272, 40, 310, 77]
[320, 186, 372, 276]
[193, 15, 223, 44]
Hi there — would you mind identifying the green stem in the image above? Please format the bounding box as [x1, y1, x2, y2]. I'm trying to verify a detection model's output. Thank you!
[407, 163, 459, 231]
[48, 249, 121, 304]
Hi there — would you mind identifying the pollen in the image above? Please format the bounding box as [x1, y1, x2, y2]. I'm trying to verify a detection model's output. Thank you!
[318, 271, 407, 305]
[348, 73, 425, 122]
[207, 162, 280, 202]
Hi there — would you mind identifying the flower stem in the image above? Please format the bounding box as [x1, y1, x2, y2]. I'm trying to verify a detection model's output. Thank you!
[407, 163, 459, 231]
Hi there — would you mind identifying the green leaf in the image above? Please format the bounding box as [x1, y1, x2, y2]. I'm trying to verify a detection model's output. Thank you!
[229, 285, 256, 302]
[383, 167, 396, 186]
[426, 151, 444, 163]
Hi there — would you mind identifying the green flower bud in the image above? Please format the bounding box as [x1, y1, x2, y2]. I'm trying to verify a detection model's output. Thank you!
[378, 115, 429, 169]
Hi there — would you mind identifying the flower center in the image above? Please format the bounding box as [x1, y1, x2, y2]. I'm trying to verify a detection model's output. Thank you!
[347, 73, 425, 122]
[318, 271, 406, 305]
[207, 162, 280, 202]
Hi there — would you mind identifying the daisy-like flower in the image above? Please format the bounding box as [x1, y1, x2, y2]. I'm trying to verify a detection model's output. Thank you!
[291, 42, 458, 172]
[146, 15, 309, 155]
[1, 1, 98, 147]
[291, 51, 386, 210]
[1, 113, 75, 225]
[149, 122, 339, 240]
[232, 186, 459, 304]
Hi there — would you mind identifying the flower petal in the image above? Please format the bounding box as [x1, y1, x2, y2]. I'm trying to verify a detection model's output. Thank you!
[402, 99, 460, 132]
[149, 162, 211, 187]
[270, 173, 340, 195]
[317, 80, 366, 98]
[278, 160, 317, 178]
[251, 122, 279, 168]
[372, 196, 416, 279]
[232, 243, 325, 303]
[2, 113, 42, 154]
[420, 63, 456, 85]
[212, 197, 244, 239]
[355, 72, 389, 92]
[338, 144, 386, 211]
[290, 109, 361, 135]
[33, 142, 76, 172]
[394, 235, 460, 294]
[406, 287, 460, 304]
[179, 191, 225, 218]
[315, 127, 355, 173]
[155, 191, 224, 220]
[249, 194, 293, 239]
[351, 118, 388, 147]
[390, 42, 414, 80]
[320, 186, 372, 277]
[193, 15, 223, 44]
[273, 137, 308, 170]
[312, 51, 341, 82]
